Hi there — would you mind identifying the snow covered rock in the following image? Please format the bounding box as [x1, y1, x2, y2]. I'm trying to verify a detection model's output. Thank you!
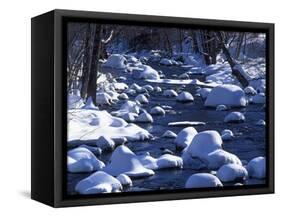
[103, 54, 127, 69]
[143, 84, 154, 92]
[112, 101, 140, 117]
[117, 174, 132, 186]
[197, 88, 212, 99]
[224, 112, 245, 123]
[79, 144, 102, 156]
[135, 112, 153, 123]
[156, 154, 183, 169]
[133, 65, 160, 80]
[154, 86, 162, 92]
[256, 119, 266, 126]
[179, 72, 190, 79]
[121, 112, 138, 122]
[110, 82, 128, 91]
[246, 156, 266, 179]
[176, 91, 194, 102]
[96, 92, 113, 105]
[244, 86, 257, 95]
[75, 171, 122, 194]
[150, 106, 165, 115]
[125, 88, 137, 96]
[96, 136, 115, 151]
[67, 147, 105, 173]
[82, 97, 99, 110]
[103, 145, 154, 177]
[174, 127, 198, 150]
[163, 89, 178, 97]
[221, 129, 234, 141]
[185, 173, 223, 188]
[217, 164, 248, 182]
[135, 94, 149, 104]
[251, 93, 266, 104]
[118, 93, 129, 100]
[160, 58, 173, 66]
[162, 130, 177, 138]
[216, 104, 228, 111]
[204, 84, 247, 107]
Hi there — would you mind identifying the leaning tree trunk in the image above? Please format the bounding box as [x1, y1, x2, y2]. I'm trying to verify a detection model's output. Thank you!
[87, 24, 103, 102]
[216, 32, 249, 87]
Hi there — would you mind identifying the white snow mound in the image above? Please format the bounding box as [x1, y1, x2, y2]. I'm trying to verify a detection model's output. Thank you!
[217, 163, 248, 182]
[246, 156, 266, 179]
[185, 173, 223, 188]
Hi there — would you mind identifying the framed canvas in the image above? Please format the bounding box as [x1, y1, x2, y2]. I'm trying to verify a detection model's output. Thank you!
[31, 9, 274, 207]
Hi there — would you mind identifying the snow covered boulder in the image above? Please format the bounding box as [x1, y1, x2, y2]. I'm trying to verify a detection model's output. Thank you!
[121, 112, 138, 122]
[110, 82, 128, 91]
[67, 147, 105, 173]
[163, 89, 178, 97]
[160, 58, 173, 66]
[174, 127, 198, 150]
[150, 106, 165, 115]
[103, 145, 154, 177]
[156, 154, 183, 169]
[251, 93, 266, 104]
[221, 129, 234, 141]
[162, 130, 177, 138]
[256, 119, 266, 126]
[125, 88, 137, 96]
[79, 144, 102, 156]
[179, 72, 190, 79]
[75, 171, 122, 194]
[103, 54, 127, 69]
[216, 104, 228, 111]
[96, 136, 115, 151]
[96, 92, 113, 105]
[133, 65, 160, 80]
[244, 86, 257, 95]
[112, 101, 140, 117]
[154, 86, 162, 92]
[224, 112, 245, 123]
[176, 91, 194, 102]
[135, 112, 153, 123]
[185, 173, 223, 188]
[246, 156, 266, 179]
[143, 84, 154, 92]
[137, 153, 158, 170]
[197, 88, 212, 99]
[118, 93, 129, 100]
[204, 84, 247, 107]
[135, 94, 149, 104]
[117, 174, 133, 186]
[217, 164, 248, 182]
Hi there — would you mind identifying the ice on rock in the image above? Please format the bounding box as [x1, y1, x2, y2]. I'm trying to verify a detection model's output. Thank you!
[185, 173, 223, 188]
[197, 88, 212, 99]
[150, 106, 165, 115]
[79, 144, 102, 156]
[135, 112, 153, 123]
[117, 174, 133, 186]
[160, 58, 173, 66]
[103, 54, 127, 69]
[221, 129, 234, 141]
[204, 84, 247, 107]
[217, 164, 248, 182]
[96, 92, 113, 105]
[103, 145, 155, 177]
[174, 127, 198, 150]
[216, 104, 228, 111]
[244, 86, 257, 95]
[82, 97, 99, 110]
[143, 84, 154, 92]
[121, 112, 138, 122]
[256, 119, 266, 126]
[251, 93, 265, 104]
[163, 89, 178, 97]
[96, 136, 115, 151]
[176, 91, 194, 102]
[156, 154, 183, 169]
[135, 94, 149, 104]
[246, 156, 266, 179]
[162, 130, 177, 138]
[118, 93, 129, 100]
[224, 112, 245, 123]
[67, 147, 105, 173]
[75, 171, 122, 194]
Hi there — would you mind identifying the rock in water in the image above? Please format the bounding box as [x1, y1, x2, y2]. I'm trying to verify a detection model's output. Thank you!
[251, 93, 266, 104]
[185, 173, 223, 188]
[118, 93, 129, 100]
[162, 130, 177, 138]
[216, 104, 228, 111]
[204, 84, 247, 107]
[256, 119, 266, 126]
[163, 89, 178, 97]
[150, 106, 165, 115]
[135, 94, 149, 104]
[117, 174, 133, 186]
[96, 136, 115, 151]
[103, 145, 154, 177]
[174, 127, 198, 150]
[217, 163, 248, 182]
[224, 112, 245, 123]
[176, 91, 194, 102]
[221, 129, 234, 141]
[121, 112, 138, 122]
[244, 86, 257, 95]
[135, 112, 153, 123]
[75, 171, 122, 194]
[246, 156, 266, 179]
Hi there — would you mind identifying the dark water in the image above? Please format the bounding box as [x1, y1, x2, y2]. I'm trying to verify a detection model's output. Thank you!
[67, 62, 266, 194]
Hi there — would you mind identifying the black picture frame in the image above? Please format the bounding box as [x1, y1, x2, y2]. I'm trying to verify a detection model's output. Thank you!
[31, 9, 274, 207]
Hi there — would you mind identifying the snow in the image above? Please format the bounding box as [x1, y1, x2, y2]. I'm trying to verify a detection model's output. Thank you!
[79, 144, 102, 156]
[163, 89, 178, 97]
[217, 164, 248, 182]
[146, 78, 218, 88]
[125, 88, 137, 96]
[185, 173, 223, 188]
[110, 82, 128, 91]
[118, 93, 129, 100]
[68, 109, 151, 143]
[132, 65, 160, 80]
[111, 101, 140, 117]
[67, 147, 105, 173]
[68, 94, 84, 109]
[168, 121, 206, 126]
[179, 72, 190, 79]
[121, 112, 138, 122]
[204, 84, 247, 107]
[174, 127, 198, 150]
[176, 91, 194, 102]
[143, 84, 154, 92]
[150, 106, 165, 115]
[135, 94, 149, 104]
[244, 86, 257, 95]
[251, 93, 265, 104]
[75, 171, 122, 194]
[96, 92, 113, 105]
[82, 97, 99, 110]
[162, 130, 177, 138]
[221, 129, 234, 141]
[103, 145, 155, 177]
[246, 156, 266, 179]
[96, 136, 115, 151]
[216, 104, 228, 111]
[224, 112, 245, 123]
[207, 149, 242, 169]
[256, 119, 266, 126]
[117, 174, 132, 186]
[160, 58, 173, 66]
[135, 112, 153, 123]
[154, 86, 162, 92]
[197, 88, 212, 99]
[103, 54, 127, 69]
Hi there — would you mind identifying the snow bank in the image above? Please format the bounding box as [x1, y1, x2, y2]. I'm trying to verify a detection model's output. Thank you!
[103, 54, 127, 69]
[185, 173, 223, 188]
[204, 84, 247, 107]
[224, 112, 245, 123]
[176, 91, 194, 102]
[75, 171, 122, 194]
[174, 127, 198, 150]
[246, 156, 266, 179]
[103, 145, 154, 177]
[150, 106, 165, 115]
[217, 164, 248, 182]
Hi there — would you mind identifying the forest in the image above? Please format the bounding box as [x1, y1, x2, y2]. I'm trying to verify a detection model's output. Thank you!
[67, 22, 266, 195]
